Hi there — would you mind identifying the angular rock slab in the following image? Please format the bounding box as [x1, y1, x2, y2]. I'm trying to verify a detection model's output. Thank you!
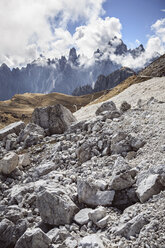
[115, 213, 149, 239]
[15, 228, 51, 248]
[136, 174, 163, 203]
[37, 187, 78, 225]
[74, 208, 93, 225]
[77, 180, 115, 207]
[0, 121, 25, 140]
[0, 151, 18, 174]
[32, 104, 77, 134]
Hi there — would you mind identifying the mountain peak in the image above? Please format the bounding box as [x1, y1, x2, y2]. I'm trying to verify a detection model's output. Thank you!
[69, 47, 78, 64]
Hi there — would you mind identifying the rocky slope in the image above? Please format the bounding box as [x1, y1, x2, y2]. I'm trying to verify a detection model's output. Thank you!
[72, 67, 135, 96]
[0, 38, 145, 101]
[0, 77, 165, 247]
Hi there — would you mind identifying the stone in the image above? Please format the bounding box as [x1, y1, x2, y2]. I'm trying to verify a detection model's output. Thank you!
[32, 104, 77, 134]
[109, 157, 137, 190]
[111, 132, 144, 155]
[15, 228, 51, 248]
[64, 237, 78, 248]
[95, 101, 117, 116]
[18, 153, 30, 167]
[115, 213, 149, 239]
[79, 234, 105, 248]
[0, 121, 25, 141]
[0, 218, 15, 248]
[37, 187, 78, 225]
[120, 101, 131, 112]
[77, 179, 115, 207]
[88, 207, 106, 224]
[74, 208, 93, 225]
[4, 133, 18, 151]
[0, 151, 19, 174]
[136, 174, 164, 203]
[18, 123, 45, 148]
[96, 215, 109, 229]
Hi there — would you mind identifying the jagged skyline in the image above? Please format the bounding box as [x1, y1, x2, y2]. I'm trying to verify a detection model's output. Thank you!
[0, 0, 164, 68]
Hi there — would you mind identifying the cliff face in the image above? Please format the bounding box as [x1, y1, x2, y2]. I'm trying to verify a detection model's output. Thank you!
[73, 67, 135, 96]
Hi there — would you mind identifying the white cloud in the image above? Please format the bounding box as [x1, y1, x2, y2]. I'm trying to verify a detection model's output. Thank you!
[0, 0, 106, 67]
[74, 17, 122, 58]
[161, 9, 165, 12]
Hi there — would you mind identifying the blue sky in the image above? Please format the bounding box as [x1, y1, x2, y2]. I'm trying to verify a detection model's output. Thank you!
[103, 0, 165, 47]
[0, 0, 165, 67]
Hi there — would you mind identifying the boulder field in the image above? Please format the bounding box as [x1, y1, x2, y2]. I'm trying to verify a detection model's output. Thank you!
[0, 95, 165, 248]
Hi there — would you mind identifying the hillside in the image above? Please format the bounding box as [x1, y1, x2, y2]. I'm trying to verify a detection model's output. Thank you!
[0, 90, 109, 129]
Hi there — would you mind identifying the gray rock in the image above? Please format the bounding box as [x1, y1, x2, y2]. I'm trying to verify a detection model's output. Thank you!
[136, 174, 163, 203]
[0, 151, 18, 174]
[109, 157, 137, 190]
[37, 187, 78, 225]
[0, 121, 25, 141]
[0, 218, 15, 248]
[74, 208, 93, 225]
[18, 153, 30, 167]
[95, 101, 117, 116]
[115, 213, 149, 239]
[18, 123, 45, 148]
[88, 206, 107, 227]
[77, 179, 115, 207]
[120, 101, 131, 112]
[15, 228, 51, 248]
[32, 104, 77, 134]
[79, 234, 104, 248]
[4, 133, 18, 151]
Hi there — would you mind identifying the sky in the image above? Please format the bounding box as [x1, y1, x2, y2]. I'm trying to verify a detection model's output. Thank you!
[0, 0, 164, 68]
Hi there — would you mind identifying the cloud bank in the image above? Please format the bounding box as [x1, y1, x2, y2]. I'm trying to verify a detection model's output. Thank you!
[0, 0, 164, 69]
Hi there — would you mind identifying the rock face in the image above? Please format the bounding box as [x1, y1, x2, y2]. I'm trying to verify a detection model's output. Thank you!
[0, 151, 18, 174]
[15, 228, 51, 248]
[77, 179, 115, 207]
[0, 121, 25, 140]
[32, 104, 77, 134]
[37, 187, 78, 225]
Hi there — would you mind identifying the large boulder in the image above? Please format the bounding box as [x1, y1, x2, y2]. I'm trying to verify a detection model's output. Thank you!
[77, 179, 115, 207]
[0, 151, 18, 174]
[0, 121, 25, 141]
[32, 104, 77, 134]
[37, 187, 78, 225]
[15, 228, 51, 248]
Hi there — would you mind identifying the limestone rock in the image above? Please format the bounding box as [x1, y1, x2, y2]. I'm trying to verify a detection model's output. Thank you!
[0, 218, 15, 248]
[18, 123, 45, 148]
[95, 101, 117, 116]
[77, 179, 115, 207]
[115, 213, 149, 239]
[136, 174, 163, 203]
[32, 104, 77, 134]
[74, 208, 93, 225]
[18, 153, 30, 167]
[79, 234, 105, 248]
[120, 101, 131, 112]
[0, 151, 18, 174]
[37, 187, 78, 225]
[15, 228, 51, 248]
[0, 121, 25, 141]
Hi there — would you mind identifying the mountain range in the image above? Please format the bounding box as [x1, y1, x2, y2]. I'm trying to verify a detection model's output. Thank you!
[0, 37, 147, 101]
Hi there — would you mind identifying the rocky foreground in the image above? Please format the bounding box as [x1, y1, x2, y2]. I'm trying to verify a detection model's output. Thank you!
[0, 86, 165, 247]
